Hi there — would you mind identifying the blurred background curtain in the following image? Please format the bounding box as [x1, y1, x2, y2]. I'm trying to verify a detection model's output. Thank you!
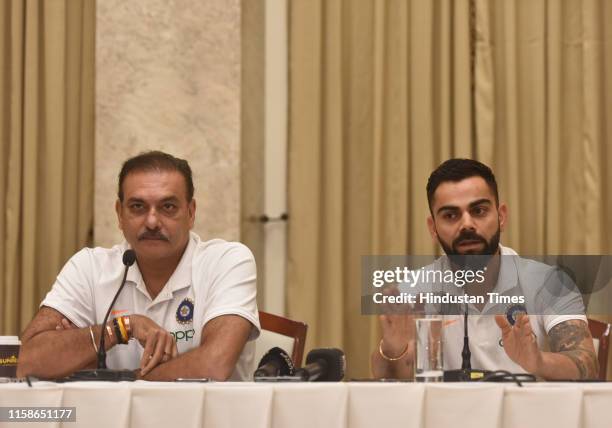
[477, 0, 611, 254]
[288, 0, 473, 378]
[288, 0, 612, 379]
[0, 0, 95, 335]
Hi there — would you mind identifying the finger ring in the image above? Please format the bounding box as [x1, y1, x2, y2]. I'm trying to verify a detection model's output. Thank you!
[148, 355, 153, 360]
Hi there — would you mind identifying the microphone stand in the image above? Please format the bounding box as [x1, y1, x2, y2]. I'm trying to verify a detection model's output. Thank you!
[97, 261, 131, 370]
[60, 250, 137, 382]
[461, 303, 472, 377]
[443, 302, 490, 382]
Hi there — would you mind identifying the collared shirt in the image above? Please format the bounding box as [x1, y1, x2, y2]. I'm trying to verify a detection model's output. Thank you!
[401, 245, 587, 373]
[41, 232, 260, 380]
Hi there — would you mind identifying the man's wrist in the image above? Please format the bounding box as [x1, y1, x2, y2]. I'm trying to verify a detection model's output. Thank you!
[379, 338, 411, 361]
[103, 323, 118, 348]
[527, 349, 545, 377]
[133, 368, 143, 380]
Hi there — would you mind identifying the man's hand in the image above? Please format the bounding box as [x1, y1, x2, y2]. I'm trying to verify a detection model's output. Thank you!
[142, 314, 253, 381]
[379, 314, 415, 358]
[379, 285, 422, 357]
[55, 318, 76, 330]
[53, 314, 180, 376]
[128, 315, 178, 375]
[495, 314, 542, 374]
[371, 286, 424, 379]
[495, 316, 599, 380]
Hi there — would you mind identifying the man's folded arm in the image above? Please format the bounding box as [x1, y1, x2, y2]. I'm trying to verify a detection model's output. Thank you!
[17, 306, 105, 378]
[142, 314, 253, 381]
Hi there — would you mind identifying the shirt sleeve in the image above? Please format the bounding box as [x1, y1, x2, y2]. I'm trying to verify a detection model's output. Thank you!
[40, 248, 95, 328]
[543, 314, 588, 333]
[197, 242, 260, 341]
[536, 267, 588, 333]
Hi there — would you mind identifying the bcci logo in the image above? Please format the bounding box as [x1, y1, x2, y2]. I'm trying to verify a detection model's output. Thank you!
[176, 298, 194, 325]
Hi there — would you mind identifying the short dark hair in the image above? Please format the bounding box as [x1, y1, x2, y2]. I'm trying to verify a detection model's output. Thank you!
[426, 158, 498, 211]
[118, 151, 194, 201]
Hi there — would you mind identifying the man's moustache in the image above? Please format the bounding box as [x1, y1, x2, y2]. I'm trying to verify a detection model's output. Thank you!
[138, 231, 169, 241]
[453, 231, 487, 247]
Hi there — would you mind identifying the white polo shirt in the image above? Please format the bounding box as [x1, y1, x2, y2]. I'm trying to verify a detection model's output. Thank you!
[441, 246, 586, 372]
[41, 232, 260, 380]
[400, 245, 587, 373]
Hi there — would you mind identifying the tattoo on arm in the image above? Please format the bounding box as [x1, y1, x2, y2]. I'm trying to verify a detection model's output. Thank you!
[549, 320, 599, 379]
[561, 350, 589, 379]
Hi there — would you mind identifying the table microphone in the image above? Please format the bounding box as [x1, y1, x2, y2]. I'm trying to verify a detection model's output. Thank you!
[61, 249, 137, 382]
[254, 347, 295, 379]
[461, 303, 471, 372]
[295, 348, 345, 381]
[444, 304, 530, 382]
[444, 303, 490, 382]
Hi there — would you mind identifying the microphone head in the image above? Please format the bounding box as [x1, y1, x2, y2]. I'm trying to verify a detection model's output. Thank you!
[305, 348, 345, 381]
[122, 249, 136, 267]
[506, 304, 527, 326]
[256, 347, 295, 376]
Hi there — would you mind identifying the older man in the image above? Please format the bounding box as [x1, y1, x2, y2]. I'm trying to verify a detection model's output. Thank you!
[18, 151, 259, 380]
[371, 158, 598, 380]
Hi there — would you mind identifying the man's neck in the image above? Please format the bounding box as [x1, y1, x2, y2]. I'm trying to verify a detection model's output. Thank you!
[137, 243, 188, 300]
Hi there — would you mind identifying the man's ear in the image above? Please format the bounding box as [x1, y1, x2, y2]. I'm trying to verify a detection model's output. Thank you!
[498, 203, 508, 231]
[115, 199, 123, 230]
[188, 199, 196, 229]
[427, 215, 438, 242]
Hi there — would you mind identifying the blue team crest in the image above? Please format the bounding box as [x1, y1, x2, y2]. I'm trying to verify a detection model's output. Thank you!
[176, 298, 194, 324]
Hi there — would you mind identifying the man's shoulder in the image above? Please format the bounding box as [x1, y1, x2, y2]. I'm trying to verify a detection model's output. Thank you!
[500, 245, 518, 256]
[500, 245, 557, 278]
[187, 234, 256, 295]
[503, 246, 585, 317]
[190, 234, 255, 270]
[48, 242, 127, 301]
[65, 243, 127, 273]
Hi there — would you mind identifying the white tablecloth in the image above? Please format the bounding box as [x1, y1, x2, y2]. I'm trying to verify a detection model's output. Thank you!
[1, 381, 611, 428]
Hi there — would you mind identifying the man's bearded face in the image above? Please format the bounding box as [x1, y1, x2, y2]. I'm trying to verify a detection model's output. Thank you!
[428, 176, 506, 264]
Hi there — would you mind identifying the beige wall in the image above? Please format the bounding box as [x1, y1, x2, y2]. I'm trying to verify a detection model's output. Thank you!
[95, 0, 241, 247]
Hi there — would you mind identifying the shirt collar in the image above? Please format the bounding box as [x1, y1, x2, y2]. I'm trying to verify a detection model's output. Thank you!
[122, 232, 198, 300]
[493, 245, 520, 294]
[162, 232, 197, 294]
